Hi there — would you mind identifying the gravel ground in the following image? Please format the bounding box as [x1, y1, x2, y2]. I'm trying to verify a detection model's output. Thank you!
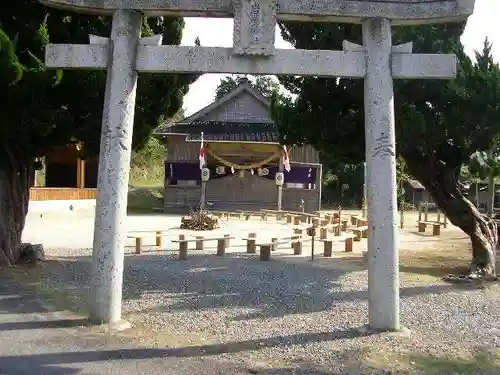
[18, 211, 500, 374]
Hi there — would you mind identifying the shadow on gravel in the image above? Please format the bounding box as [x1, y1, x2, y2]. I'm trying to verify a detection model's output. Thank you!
[11, 252, 474, 322]
[0, 329, 368, 375]
[0, 318, 89, 331]
[0, 342, 498, 375]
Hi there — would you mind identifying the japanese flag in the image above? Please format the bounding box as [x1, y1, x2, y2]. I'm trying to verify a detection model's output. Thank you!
[199, 132, 206, 170]
[283, 145, 291, 172]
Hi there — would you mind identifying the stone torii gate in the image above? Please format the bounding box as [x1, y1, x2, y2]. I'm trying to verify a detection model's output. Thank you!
[39, 0, 475, 331]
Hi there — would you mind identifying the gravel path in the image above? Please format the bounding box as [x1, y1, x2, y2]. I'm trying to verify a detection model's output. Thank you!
[19, 212, 500, 374]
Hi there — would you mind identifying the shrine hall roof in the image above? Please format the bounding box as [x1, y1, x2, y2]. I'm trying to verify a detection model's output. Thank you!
[155, 82, 280, 143]
[160, 120, 280, 143]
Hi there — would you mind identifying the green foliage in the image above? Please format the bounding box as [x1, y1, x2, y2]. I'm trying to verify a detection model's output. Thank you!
[215, 75, 281, 100]
[0, 1, 198, 165]
[273, 22, 500, 201]
[129, 137, 165, 187]
[0, 28, 23, 85]
[469, 150, 500, 181]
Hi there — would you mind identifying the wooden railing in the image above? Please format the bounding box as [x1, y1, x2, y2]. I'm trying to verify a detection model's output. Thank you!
[30, 188, 97, 201]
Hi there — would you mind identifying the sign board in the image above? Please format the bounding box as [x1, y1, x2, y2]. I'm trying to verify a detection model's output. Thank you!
[275, 172, 284, 186]
[201, 167, 210, 182]
[38, 0, 475, 25]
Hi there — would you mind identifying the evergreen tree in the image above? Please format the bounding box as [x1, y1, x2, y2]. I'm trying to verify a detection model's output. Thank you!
[272, 22, 500, 278]
[0, 0, 198, 265]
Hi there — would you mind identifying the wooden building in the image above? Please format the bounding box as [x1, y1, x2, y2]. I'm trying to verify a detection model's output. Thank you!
[30, 143, 98, 201]
[155, 82, 322, 212]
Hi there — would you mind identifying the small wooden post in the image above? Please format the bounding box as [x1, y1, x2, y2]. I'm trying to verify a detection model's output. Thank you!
[341, 220, 348, 232]
[135, 237, 142, 254]
[195, 236, 204, 250]
[292, 228, 302, 248]
[178, 234, 187, 260]
[155, 231, 163, 247]
[320, 227, 328, 240]
[437, 211, 441, 223]
[224, 234, 230, 247]
[216, 238, 226, 256]
[444, 215, 448, 228]
[271, 237, 278, 251]
[323, 240, 333, 257]
[418, 203, 422, 221]
[400, 208, 404, 229]
[260, 245, 271, 261]
[247, 233, 256, 253]
[311, 232, 315, 261]
[292, 236, 302, 255]
[334, 225, 340, 236]
[424, 202, 429, 222]
[345, 237, 353, 252]
[418, 222, 426, 233]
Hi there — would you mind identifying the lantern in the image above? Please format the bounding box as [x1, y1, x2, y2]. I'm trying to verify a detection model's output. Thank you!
[216, 165, 225, 175]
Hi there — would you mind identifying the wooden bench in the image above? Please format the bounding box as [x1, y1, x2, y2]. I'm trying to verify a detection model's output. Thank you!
[350, 215, 367, 227]
[127, 230, 166, 254]
[211, 211, 230, 220]
[356, 218, 368, 227]
[171, 234, 235, 260]
[257, 237, 302, 261]
[352, 226, 368, 241]
[213, 211, 244, 220]
[320, 233, 357, 255]
[287, 211, 319, 224]
[244, 233, 303, 255]
[417, 221, 441, 235]
[318, 223, 341, 240]
[237, 211, 263, 220]
[286, 213, 302, 225]
[260, 209, 287, 221]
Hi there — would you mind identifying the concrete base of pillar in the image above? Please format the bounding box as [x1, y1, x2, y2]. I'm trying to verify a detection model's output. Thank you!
[97, 319, 132, 332]
[356, 324, 411, 337]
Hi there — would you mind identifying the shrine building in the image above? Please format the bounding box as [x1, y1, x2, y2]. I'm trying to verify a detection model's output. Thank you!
[155, 82, 322, 212]
[29, 143, 98, 212]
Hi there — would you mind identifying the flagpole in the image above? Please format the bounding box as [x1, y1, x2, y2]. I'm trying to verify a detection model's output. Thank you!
[277, 147, 284, 211]
[200, 132, 206, 211]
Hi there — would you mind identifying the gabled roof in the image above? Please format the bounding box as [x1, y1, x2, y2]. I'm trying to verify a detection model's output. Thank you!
[407, 179, 425, 190]
[155, 82, 276, 138]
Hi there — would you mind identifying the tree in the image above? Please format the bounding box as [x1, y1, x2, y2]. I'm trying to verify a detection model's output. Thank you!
[272, 23, 500, 278]
[0, 1, 198, 265]
[215, 75, 281, 100]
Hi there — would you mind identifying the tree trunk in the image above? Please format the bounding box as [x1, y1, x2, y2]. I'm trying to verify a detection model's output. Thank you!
[475, 181, 479, 208]
[487, 174, 495, 218]
[0, 158, 32, 266]
[404, 153, 497, 279]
